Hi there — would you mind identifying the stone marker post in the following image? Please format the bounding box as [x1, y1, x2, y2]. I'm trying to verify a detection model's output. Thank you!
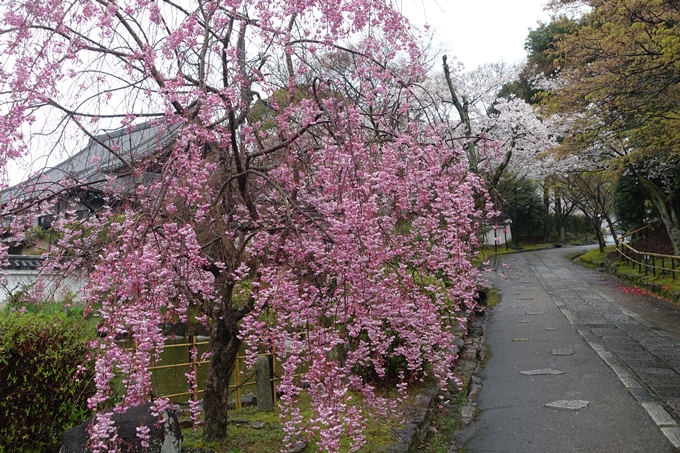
[255, 355, 274, 411]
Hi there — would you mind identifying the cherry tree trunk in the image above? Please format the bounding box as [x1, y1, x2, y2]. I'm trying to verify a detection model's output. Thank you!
[543, 182, 552, 242]
[555, 194, 566, 244]
[639, 177, 680, 256]
[654, 207, 680, 256]
[585, 214, 605, 253]
[203, 317, 243, 441]
[605, 216, 619, 248]
[595, 227, 606, 253]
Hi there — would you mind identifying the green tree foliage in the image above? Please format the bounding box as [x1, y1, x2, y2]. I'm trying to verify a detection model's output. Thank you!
[547, 0, 680, 158]
[557, 171, 616, 252]
[497, 177, 546, 243]
[495, 75, 537, 106]
[525, 17, 581, 78]
[0, 311, 95, 453]
[563, 214, 597, 240]
[613, 173, 648, 232]
[546, 0, 680, 254]
[496, 17, 581, 105]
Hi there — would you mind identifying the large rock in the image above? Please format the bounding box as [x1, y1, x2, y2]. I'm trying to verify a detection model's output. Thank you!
[60, 403, 182, 453]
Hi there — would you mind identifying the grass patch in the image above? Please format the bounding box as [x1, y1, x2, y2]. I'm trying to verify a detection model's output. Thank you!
[417, 320, 486, 453]
[632, 273, 680, 293]
[181, 388, 411, 452]
[575, 245, 680, 303]
[485, 288, 500, 308]
[182, 406, 284, 453]
[416, 389, 467, 453]
[576, 245, 616, 269]
[608, 259, 680, 301]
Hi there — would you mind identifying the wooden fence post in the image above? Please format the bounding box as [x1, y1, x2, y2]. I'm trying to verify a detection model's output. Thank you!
[673, 258, 676, 281]
[662, 257, 666, 276]
[638, 253, 642, 273]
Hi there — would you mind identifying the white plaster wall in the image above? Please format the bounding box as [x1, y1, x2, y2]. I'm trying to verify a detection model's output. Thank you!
[0, 270, 84, 308]
[484, 227, 512, 246]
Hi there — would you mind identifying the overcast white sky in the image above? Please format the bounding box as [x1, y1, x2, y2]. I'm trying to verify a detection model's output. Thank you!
[400, 0, 553, 69]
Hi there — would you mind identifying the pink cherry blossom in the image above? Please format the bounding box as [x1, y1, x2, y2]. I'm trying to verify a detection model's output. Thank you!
[0, 1, 495, 451]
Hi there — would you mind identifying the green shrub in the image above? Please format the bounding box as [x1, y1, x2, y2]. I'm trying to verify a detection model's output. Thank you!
[498, 178, 546, 242]
[564, 214, 595, 241]
[0, 311, 95, 453]
[613, 174, 648, 232]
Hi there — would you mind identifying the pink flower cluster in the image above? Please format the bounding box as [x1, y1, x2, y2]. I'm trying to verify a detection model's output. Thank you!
[0, 1, 495, 452]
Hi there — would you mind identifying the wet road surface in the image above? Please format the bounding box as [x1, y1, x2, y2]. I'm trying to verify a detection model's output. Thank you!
[457, 245, 680, 452]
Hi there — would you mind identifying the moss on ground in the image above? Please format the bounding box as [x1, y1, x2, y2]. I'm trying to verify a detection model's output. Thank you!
[180, 388, 412, 452]
[486, 288, 500, 308]
[576, 245, 616, 269]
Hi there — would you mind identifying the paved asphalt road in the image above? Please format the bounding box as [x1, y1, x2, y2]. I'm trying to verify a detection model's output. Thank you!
[456, 245, 680, 453]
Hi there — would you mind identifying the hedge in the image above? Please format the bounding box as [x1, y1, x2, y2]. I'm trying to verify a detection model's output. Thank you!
[0, 310, 95, 453]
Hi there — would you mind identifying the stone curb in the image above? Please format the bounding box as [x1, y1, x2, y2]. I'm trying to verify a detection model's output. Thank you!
[448, 312, 488, 453]
[382, 310, 489, 453]
[380, 385, 440, 453]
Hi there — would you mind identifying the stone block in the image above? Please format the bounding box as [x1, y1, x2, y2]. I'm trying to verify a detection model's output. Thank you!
[255, 355, 274, 412]
[60, 403, 182, 453]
